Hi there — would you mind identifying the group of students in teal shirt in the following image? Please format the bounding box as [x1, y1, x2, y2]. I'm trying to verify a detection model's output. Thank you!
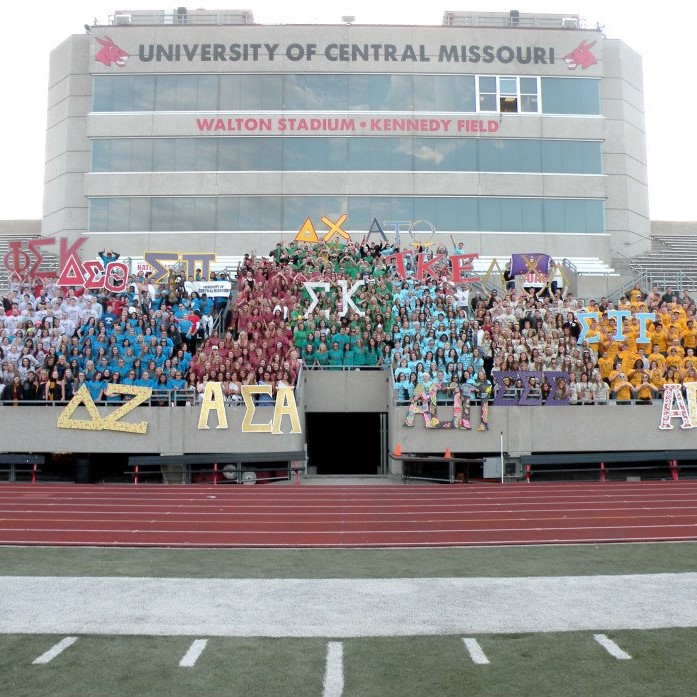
[300, 333, 382, 368]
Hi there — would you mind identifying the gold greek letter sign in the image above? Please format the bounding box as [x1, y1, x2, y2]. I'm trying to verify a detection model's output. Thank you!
[272, 386, 302, 434]
[198, 384, 301, 434]
[57, 385, 151, 434]
[239, 385, 302, 434]
[241, 385, 274, 433]
[197, 382, 228, 430]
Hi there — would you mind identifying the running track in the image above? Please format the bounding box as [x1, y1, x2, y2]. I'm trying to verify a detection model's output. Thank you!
[1, 481, 697, 547]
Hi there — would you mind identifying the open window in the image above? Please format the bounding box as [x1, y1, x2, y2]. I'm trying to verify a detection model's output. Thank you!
[477, 76, 540, 114]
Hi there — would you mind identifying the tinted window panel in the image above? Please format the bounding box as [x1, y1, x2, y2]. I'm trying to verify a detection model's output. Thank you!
[91, 137, 601, 174]
[89, 197, 604, 233]
[91, 140, 110, 172]
[94, 74, 599, 115]
[541, 77, 600, 115]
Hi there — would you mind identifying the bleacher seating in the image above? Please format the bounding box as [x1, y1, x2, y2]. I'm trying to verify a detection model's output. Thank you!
[474, 256, 617, 278]
[629, 236, 697, 290]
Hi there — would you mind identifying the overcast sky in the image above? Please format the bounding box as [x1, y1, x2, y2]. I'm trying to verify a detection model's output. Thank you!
[0, 1, 694, 222]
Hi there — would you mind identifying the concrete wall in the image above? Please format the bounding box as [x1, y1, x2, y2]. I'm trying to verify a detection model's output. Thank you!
[0, 404, 305, 455]
[651, 221, 697, 236]
[602, 39, 650, 257]
[390, 402, 691, 465]
[0, 387, 692, 465]
[0, 220, 41, 237]
[43, 35, 91, 240]
[303, 369, 391, 412]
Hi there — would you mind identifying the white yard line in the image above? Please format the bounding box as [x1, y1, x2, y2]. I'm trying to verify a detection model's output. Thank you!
[179, 638, 208, 667]
[322, 642, 344, 697]
[462, 637, 490, 664]
[593, 633, 632, 660]
[2, 573, 697, 638]
[32, 636, 78, 664]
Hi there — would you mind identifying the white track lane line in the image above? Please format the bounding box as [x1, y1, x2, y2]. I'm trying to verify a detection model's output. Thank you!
[179, 638, 208, 667]
[322, 641, 344, 697]
[593, 633, 632, 659]
[462, 637, 490, 664]
[32, 636, 78, 664]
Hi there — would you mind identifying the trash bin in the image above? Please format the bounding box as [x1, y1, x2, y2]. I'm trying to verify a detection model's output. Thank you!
[75, 457, 92, 484]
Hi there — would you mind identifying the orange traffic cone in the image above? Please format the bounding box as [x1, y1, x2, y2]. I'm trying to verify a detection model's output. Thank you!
[444, 448, 452, 459]
[394, 443, 402, 457]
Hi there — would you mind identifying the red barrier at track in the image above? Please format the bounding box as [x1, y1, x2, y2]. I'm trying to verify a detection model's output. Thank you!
[1, 481, 697, 548]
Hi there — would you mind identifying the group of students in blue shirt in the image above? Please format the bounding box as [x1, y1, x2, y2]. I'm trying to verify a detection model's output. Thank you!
[47, 308, 196, 403]
[389, 284, 490, 403]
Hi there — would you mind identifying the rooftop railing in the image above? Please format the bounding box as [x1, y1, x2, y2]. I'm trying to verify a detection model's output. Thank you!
[108, 10, 254, 27]
[104, 10, 591, 30]
[442, 12, 589, 30]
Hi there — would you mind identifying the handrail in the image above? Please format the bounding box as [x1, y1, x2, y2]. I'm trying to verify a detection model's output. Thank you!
[561, 257, 577, 275]
[1, 388, 197, 408]
[606, 270, 651, 303]
[301, 364, 388, 371]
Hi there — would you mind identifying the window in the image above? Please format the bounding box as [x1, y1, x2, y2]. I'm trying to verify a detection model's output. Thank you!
[87, 196, 605, 234]
[519, 78, 539, 113]
[477, 76, 497, 113]
[541, 77, 601, 115]
[92, 74, 601, 116]
[90, 137, 602, 174]
[476, 76, 540, 114]
[93, 74, 477, 113]
[499, 77, 518, 113]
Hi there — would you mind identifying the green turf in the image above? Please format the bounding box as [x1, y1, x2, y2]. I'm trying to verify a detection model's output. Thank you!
[3, 543, 694, 695]
[347, 630, 697, 697]
[1, 630, 696, 697]
[0, 635, 326, 697]
[1, 541, 697, 578]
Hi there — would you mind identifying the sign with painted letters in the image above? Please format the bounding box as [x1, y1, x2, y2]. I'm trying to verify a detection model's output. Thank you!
[56, 383, 301, 435]
[576, 311, 656, 345]
[659, 383, 697, 430]
[57, 385, 153, 434]
[492, 371, 570, 406]
[57, 255, 129, 291]
[302, 280, 366, 318]
[3, 236, 87, 280]
[294, 215, 351, 244]
[143, 252, 217, 283]
[198, 383, 301, 434]
[184, 281, 232, 298]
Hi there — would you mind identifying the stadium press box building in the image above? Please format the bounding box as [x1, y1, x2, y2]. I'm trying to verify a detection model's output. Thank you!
[44, 8, 650, 265]
[14, 8, 686, 480]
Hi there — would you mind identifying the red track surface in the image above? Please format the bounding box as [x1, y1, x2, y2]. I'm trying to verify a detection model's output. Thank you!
[1, 481, 697, 547]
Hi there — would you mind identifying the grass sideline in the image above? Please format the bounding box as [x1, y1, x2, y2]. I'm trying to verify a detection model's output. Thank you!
[1, 541, 697, 578]
[2, 629, 697, 697]
[3, 543, 696, 696]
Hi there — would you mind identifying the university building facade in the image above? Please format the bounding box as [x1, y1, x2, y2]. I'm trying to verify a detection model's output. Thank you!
[44, 9, 649, 264]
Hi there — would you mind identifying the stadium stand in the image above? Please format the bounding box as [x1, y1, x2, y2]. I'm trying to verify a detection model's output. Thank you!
[2, 238, 695, 412]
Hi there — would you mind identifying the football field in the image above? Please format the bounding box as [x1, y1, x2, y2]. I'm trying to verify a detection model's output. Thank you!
[1, 542, 697, 696]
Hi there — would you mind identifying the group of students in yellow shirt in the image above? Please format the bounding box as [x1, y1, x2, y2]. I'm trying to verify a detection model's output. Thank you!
[585, 292, 697, 402]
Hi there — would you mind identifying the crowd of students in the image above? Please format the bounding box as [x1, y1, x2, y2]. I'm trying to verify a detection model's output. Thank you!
[0, 268, 211, 405]
[391, 278, 697, 406]
[2, 240, 696, 410]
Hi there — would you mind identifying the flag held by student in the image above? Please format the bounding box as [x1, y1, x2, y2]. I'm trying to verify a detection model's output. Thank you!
[510, 253, 551, 277]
